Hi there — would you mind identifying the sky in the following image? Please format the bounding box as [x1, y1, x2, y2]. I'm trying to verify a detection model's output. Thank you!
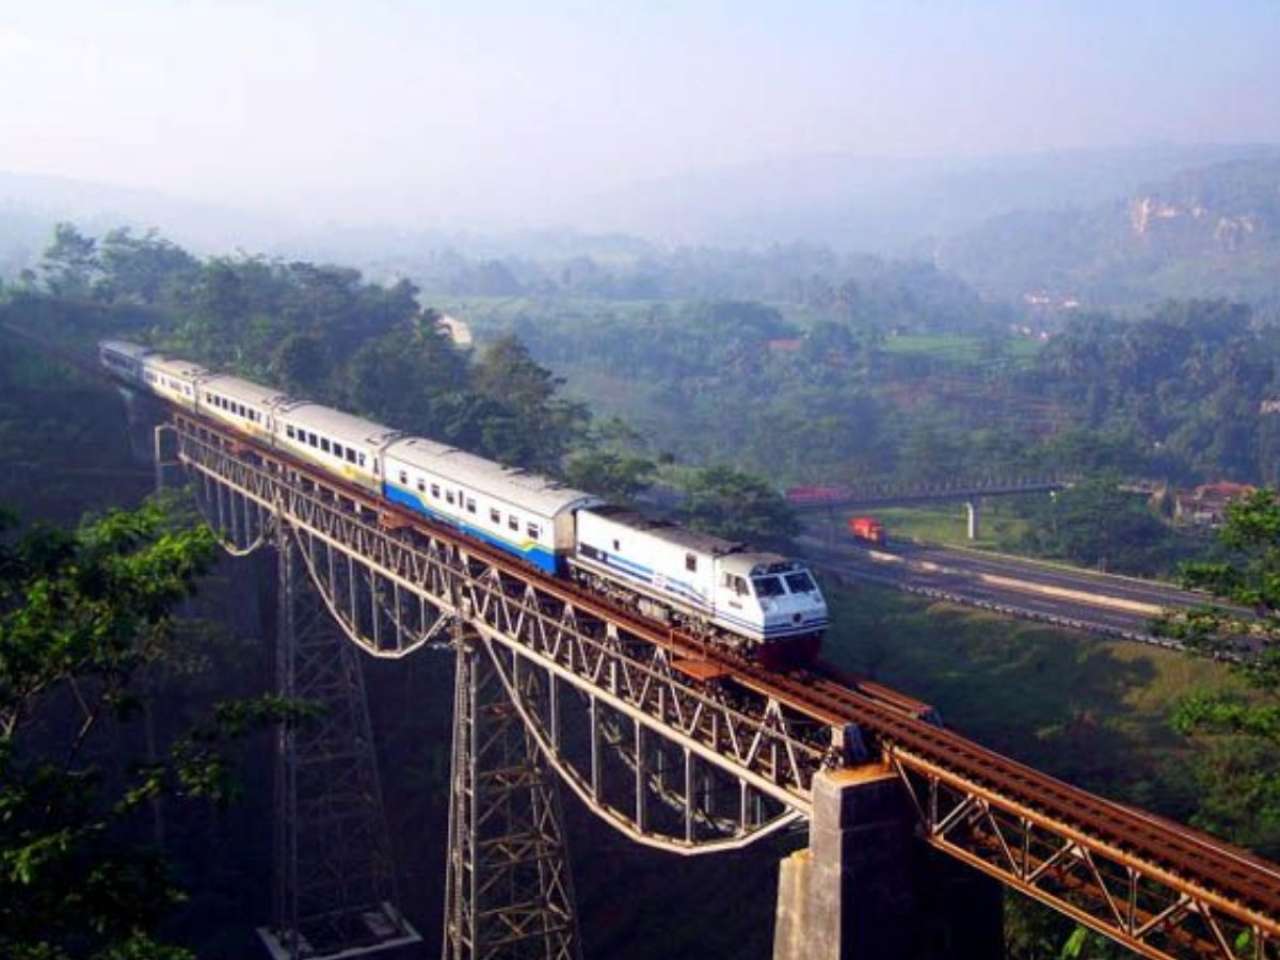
[1, 0, 1278, 228]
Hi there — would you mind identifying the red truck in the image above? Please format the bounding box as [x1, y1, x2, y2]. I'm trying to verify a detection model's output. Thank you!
[847, 516, 886, 545]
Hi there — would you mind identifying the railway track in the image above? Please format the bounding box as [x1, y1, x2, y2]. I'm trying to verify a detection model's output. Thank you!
[736, 660, 1280, 945]
[16, 324, 1280, 954]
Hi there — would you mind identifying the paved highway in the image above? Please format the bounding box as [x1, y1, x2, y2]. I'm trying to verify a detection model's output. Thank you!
[796, 528, 1218, 646]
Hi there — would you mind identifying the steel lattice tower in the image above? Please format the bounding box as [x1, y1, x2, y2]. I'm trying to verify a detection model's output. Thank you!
[442, 632, 582, 960]
[259, 534, 421, 960]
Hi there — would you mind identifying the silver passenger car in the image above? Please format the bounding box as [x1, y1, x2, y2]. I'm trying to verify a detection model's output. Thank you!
[197, 374, 291, 445]
[382, 437, 601, 574]
[273, 402, 402, 493]
[98, 340, 155, 384]
[138, 354, 209, 412]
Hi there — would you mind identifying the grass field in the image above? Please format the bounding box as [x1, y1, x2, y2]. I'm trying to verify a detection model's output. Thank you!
[881, 331, 1044, 367]
[850, 500, 1033, 550]
[820, 581, 1240, 818]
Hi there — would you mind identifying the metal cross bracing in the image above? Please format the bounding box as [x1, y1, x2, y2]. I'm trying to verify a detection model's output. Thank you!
[168, 410, 1280, 960]
[442, 630, 581, 960]
[264, 533, 419, 959]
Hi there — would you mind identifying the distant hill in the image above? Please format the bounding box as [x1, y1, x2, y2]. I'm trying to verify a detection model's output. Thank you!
[566, 143, 1279, 253]
[0, 170, 295, 276]
[936, 156, 1280, 312]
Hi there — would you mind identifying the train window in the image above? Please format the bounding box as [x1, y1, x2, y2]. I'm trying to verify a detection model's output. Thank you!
[527, 523, 540, 540]
[332, 443, 343, 458]
[490, 508, 501, 524]
[685, 553, 698, 573]
[346, 449, 357, 464]
[308, 432, 318, 447]
[785, 572, 817, 594]
[417, 479, 426, 493]
[320, 438, 331, 453]
[431, 484, 440, 498]
[734, 576, 749, 596]
[508, 515, 519, 531]
[398, 470, 408, 484]
[613, 539, 620, 551]
[359, 453, 367, 467]
[752, 576, 785, 598]
[286, 425, 295, 439]
[466, 498, 476, 514]
[446, 491, 455, 505]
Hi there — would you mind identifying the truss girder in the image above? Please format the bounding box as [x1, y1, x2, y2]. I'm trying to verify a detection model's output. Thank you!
[443, 636, 581, 960]
[269, 535, 412, 958]
[175, 420, 828, 851]
[888, 751, 1279, 960]
[174, 415, 1280, 960]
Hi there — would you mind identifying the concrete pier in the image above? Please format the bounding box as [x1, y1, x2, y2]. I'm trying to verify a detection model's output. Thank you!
[773, 765, 1002, 960]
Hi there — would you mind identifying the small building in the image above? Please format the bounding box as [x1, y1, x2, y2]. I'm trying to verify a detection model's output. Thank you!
[438, 313, 473, 348]
[767, 338, 803, 354]
[1173, 481, 1256, 526]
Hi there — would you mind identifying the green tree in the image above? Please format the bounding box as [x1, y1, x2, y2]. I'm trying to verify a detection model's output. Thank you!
[0, 502, 307, 959]
[674, 465, 798, 543]
[96, 228, 199, 306]
[270, 332, 332, 400]
[563, 450, 655, 501]
[1019, 478, 1172, 572]
[40, 223, 99, 300]
[472, 335, 588, 470]
[1157, 488, 1280, 856]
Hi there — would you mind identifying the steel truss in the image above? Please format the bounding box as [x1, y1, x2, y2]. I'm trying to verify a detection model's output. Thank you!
[443, 631, 582, 960]
[175, 417, 823, 851]
[172, 414, 1280, 960]
[261, 533, 420, 959]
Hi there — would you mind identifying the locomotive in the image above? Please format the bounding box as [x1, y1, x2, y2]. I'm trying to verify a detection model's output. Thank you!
[100, 339, 829, 666]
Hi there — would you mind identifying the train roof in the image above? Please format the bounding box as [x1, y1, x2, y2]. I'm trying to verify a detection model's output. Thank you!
[200, 373, 292, 409]
[142, 354, 210, 380]
[385, 437, 601, 517]
[276, 402, 403, 449]
[584, 505, 745, 556]
[99, 339, 155, 361]
[719, 552, 800, 578]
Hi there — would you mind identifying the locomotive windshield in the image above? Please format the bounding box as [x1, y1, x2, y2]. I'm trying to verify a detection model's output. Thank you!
[752, 576, 786, 597]
[784, 571, 817, 594]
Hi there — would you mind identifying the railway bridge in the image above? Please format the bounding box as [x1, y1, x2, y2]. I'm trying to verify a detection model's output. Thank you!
[130, 397, 1280, 960]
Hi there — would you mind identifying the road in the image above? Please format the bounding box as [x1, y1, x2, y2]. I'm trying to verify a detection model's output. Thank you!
[796, 528, 1217, 646]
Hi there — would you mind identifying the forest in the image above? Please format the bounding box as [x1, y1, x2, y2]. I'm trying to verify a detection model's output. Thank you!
[2, 222, 1279, 959]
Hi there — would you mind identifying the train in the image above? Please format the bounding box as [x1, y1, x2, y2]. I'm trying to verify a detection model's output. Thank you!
[99, 339, 829, 667]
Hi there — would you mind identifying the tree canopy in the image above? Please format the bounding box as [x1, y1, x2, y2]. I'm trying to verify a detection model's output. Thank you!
[1157, 489, 1280, 856]
[0, 502, 306, 960]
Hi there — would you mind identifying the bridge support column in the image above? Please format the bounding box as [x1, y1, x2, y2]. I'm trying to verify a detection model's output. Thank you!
[442, 632, 582, 960]
[773, 766, 1003, 960]
[258, 535, 420, 960]
[965, 499, 981, 541]
[773, 765, 915, 960]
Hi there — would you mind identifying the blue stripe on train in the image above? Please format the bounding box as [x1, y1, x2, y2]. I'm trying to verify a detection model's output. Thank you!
[582, 550, 709, 606]
[383, 484, 561, 575]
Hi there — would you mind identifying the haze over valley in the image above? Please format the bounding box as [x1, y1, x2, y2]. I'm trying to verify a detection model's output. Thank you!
[4, 4, 1280, 960]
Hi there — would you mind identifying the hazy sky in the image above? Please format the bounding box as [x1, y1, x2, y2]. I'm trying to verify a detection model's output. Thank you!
[2, 1, 1278, 227]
